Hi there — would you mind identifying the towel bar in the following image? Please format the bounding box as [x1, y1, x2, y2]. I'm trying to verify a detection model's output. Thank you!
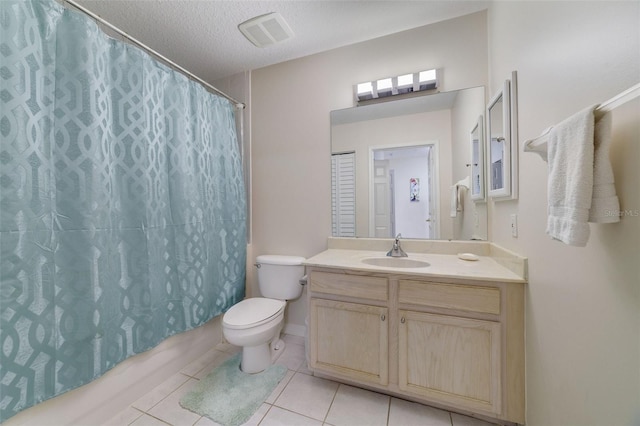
[524, 83, 640, 158]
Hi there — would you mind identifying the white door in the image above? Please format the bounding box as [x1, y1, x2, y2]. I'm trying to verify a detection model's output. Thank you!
[373, 160, 391, 238]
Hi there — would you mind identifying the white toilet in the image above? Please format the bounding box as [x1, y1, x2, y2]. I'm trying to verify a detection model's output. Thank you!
[222, 254, 305, 373]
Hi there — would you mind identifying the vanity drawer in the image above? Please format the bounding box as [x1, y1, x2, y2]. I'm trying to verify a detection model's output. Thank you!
[309, 271, 388, 301]
[398, 280, 500, 315]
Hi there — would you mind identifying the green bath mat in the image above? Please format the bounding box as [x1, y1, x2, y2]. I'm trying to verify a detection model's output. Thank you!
[180, 353, 287, 426]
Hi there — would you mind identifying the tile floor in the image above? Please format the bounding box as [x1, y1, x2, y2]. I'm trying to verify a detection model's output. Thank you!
[103, 335, 496, 426]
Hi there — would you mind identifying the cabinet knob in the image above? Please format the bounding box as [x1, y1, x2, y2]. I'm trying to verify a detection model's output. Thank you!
[401, 317, 406, 324]
[381, 314, 386, 321]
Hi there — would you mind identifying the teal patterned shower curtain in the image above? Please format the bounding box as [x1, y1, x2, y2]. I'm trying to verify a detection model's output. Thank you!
[0, 0, 246, 421]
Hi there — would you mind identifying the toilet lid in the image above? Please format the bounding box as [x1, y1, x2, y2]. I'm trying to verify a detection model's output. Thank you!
[223, 298, 285, 329]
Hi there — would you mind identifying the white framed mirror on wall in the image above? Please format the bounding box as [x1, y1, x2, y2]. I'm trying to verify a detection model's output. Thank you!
[487, 71, 519, 200]
[487, 81, 511, 198]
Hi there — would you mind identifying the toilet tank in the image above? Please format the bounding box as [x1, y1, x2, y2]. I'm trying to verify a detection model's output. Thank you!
[256, 255, 306, 300]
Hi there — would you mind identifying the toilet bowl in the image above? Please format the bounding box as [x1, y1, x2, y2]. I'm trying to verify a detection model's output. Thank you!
[222, 255, 305, 373]
[223, 298, 286, 373]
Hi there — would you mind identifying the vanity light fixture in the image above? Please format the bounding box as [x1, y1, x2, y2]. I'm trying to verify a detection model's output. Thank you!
[238, 12, 294, 48]
[355, 69, 439, 103]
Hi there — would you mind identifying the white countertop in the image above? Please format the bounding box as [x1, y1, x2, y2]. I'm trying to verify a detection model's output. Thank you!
[304, 249, 526, 283]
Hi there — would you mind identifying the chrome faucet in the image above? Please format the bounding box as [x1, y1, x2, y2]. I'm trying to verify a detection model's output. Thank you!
[386, 233, 408, 257]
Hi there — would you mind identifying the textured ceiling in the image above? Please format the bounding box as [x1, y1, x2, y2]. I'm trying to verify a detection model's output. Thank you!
[72, 1, 489, 85]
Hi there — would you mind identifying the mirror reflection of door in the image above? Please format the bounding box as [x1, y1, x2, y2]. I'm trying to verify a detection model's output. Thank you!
[371, 144, 436, 239]
[373, 160, 392, 237]
[490, 137, 504, 191]
[331, 152, 356, 237]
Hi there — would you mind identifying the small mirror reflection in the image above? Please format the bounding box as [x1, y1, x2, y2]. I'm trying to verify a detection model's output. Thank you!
[489, 95, 505, 190]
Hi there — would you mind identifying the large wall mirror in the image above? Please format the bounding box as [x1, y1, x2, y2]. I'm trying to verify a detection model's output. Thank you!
[331, 86, 488, 241]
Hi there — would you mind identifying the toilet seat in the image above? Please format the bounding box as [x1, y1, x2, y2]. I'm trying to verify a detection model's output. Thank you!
[223, 298, 285, 330]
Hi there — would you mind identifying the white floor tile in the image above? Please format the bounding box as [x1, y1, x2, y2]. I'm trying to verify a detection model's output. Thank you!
[131, 372, 191, 412]
[259, 406, 323, 426]
[146, 378, 201, 426]
[101, 406, 144, 425]
[265, 369, 295, 404]
[274, 340, 306, 371]
[193, 350, 235, 379]
[129, 413, 170, 426]
[274, 372, 339, 421]
[451, 412, 497, 426]
[181, 348, 228, 377]
[325, 384, 390, 426]
[282, 334, 305, 346]
[121, 334, 496, 426]
[215, 342, 241, 354]
[240, 403, 271, 426]
[388, 397, 452, 426]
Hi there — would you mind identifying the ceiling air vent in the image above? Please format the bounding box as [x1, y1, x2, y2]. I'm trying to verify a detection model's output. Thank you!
[238, 12, 294, 48]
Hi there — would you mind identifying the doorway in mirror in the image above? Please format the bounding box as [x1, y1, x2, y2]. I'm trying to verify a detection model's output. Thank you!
[370, 144, 437, 239]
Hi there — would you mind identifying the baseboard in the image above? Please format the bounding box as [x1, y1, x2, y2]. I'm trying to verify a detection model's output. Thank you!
[283, 322, 306, 338]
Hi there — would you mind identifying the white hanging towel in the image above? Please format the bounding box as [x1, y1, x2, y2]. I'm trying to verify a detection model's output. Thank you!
[546, 105, 620, 247]
[588, 111, 620, 223]
[450, 177, 470, 218]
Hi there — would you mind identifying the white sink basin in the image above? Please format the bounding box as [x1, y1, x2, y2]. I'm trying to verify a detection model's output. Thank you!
[361, 257, 430, 268]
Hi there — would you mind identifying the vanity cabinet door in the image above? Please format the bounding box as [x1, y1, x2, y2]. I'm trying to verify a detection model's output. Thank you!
[398, 310, 501, 415]
[309, 298, 388, 386]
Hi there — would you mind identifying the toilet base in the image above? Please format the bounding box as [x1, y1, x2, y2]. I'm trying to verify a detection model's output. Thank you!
[271, 338, 286, 362]
[240, 337, 286, 374]
[241, 343, 271, 374]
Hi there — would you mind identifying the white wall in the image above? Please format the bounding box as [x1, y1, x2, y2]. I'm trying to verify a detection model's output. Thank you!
[251, 11, 488, 329]
[487, 2, 640, 425]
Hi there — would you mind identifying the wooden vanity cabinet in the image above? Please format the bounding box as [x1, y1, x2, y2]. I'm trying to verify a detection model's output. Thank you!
[308, 271, 389, 386]
[309, 298, 388, 385]
[307, 268, 525, 425]
[397, 279, 503, 414]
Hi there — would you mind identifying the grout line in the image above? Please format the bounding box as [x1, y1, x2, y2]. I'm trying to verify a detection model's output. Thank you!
[322, 382, 340, 424]
[126, 407, 146, 425]
[139, 412, 173, 425]
[268, 369, 295, 404]
[386, 396, 392, 426]
[256, 404, 271, 425]
[181, 374, 200, 380]
[270, 405, 328, 424]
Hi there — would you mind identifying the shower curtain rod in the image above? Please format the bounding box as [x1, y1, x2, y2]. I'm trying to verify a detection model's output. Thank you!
[62, 0, 245, 109]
